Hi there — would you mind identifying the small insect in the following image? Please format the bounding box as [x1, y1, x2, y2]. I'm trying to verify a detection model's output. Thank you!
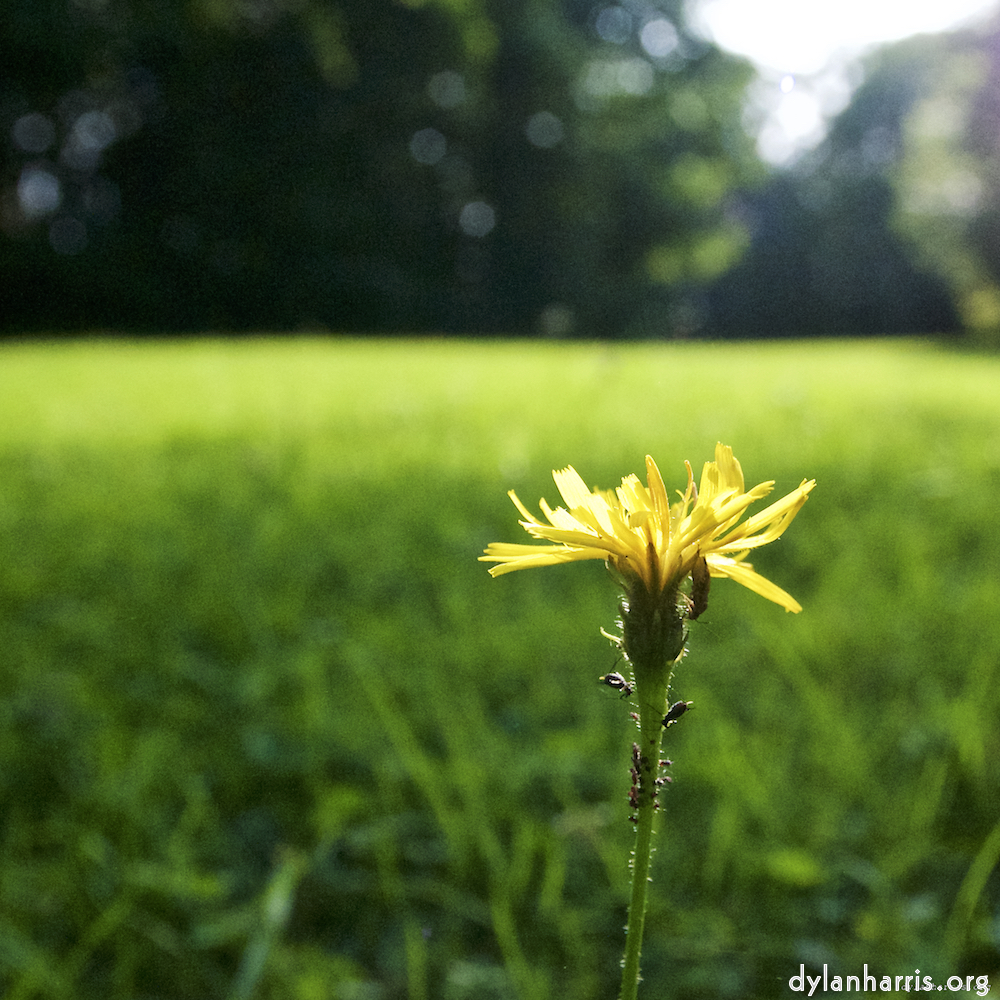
[629, 747, 641, 784]
[599, 671, 634, 699]
[690, 556, 711, 620]
[662, 700, 693, 727]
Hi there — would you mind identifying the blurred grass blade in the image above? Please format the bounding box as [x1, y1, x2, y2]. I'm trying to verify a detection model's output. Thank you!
[229, 847, 308, 1000]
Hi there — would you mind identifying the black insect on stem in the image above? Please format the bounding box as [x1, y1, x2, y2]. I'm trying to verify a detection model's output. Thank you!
[598, 670, 634, 699]
[662, 700, 693, 727]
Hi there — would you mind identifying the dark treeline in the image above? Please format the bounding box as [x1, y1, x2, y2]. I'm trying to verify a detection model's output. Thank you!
[0, 0, 993, 338]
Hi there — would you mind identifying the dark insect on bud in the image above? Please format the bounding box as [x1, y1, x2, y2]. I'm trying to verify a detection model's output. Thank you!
[662, 700, 693, 727]
[690, 556, 711, 620]
[598, 671, 633, 699]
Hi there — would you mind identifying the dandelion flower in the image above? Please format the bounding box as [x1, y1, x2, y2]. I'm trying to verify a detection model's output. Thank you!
[479, 443, 815, 1000]
[481, 443, 814, 613]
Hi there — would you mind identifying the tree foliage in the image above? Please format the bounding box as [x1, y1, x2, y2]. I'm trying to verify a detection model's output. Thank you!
[891, 16, 1000, 346]
[1, 0, 761, 335]
[705, 40, 961, 339]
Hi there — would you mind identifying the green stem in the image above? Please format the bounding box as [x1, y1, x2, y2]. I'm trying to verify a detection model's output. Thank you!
[615, 578, 686, 1000]
[618, 692, 668, 1000]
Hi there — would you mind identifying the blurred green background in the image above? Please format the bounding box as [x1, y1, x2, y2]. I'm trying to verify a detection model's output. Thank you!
[1, 337, 998, 998]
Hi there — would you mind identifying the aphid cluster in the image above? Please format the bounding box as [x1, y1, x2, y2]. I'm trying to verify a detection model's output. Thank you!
[627, 742, 672, 822]
[598, 669, 690, 823]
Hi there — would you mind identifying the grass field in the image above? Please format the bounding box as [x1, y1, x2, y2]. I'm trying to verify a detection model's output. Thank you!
[1, 336, 998, 999]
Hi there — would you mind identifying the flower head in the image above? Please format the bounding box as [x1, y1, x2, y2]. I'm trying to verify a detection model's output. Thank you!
[480, 443, 815, 613]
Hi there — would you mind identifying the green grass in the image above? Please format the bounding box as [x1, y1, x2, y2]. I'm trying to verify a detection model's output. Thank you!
[1, 336, 999, 999]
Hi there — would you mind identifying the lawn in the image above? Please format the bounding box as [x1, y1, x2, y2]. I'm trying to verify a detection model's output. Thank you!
[1, 336, 998, 999]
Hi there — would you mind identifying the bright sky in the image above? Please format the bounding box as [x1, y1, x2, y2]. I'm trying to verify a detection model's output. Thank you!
[690, 0, 999, 163]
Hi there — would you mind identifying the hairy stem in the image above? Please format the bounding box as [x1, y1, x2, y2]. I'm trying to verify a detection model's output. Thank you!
[618, 681, 669, 1000]
[616, 579, 685, 1000]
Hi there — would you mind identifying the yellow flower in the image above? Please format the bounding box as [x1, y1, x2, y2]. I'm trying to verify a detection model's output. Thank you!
[480, 443, 815, 613]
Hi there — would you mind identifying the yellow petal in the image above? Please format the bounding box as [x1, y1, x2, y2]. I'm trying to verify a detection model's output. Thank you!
[707, 555, 803, 612]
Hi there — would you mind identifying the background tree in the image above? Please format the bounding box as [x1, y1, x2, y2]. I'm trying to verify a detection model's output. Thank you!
[704, 37, 960, 339]
[1, 0, 762, 336]
[891, 15, 1000, 346]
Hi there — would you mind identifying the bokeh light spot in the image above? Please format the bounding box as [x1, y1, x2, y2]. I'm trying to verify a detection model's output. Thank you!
[72, 110, 116, 152]
[755, 86, 825, 164]
[17, 166, 61, 218]
[640, 19, 679, 58]
[525, 111, 564, 148]
[458, 200, 495, 237]
[428, 70, 466, 108]
[12, 113, 56, 154]
[582, 58, 654, 98]
[410, 127, 447, 165]
[595, 6, 632, 44]
[539, 302, 574, 336]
